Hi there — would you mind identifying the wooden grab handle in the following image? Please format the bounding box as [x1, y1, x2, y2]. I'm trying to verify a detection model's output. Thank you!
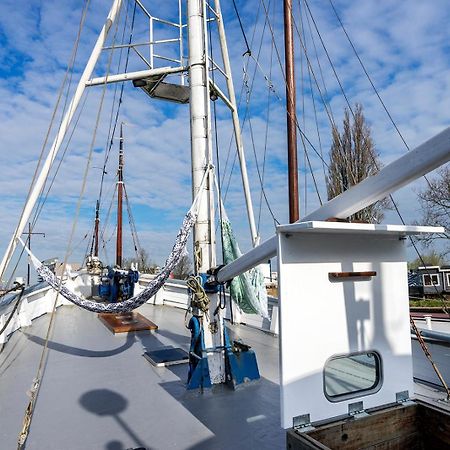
[329, 271, 377, 279]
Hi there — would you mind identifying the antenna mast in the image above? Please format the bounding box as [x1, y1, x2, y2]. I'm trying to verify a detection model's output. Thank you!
[116, 124, 124, 267]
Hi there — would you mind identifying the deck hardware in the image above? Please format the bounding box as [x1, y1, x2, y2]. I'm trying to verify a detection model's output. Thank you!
[348, 401, 369, 419]
[293, 414, 315, 432]
[396, 390, 415, 405]
[329, 271, 376, 279]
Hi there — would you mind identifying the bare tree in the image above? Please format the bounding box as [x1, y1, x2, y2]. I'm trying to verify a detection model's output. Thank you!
[122, 248, 157, 273]
[327, 104, 388, 223]
[408, 250, 446, 270]
[172, 255, 192, 280]
[416, 165, 450, 257]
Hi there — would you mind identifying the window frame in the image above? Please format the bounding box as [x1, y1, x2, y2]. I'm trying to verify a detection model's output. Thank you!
[422, 273, 440, 287]
[323, 351, 383, 403]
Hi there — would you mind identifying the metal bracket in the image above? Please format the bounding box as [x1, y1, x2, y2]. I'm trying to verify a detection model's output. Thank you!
[293, 414, 315, 433]
[396, 390, 415, 406]
[348, 401, 369, 419]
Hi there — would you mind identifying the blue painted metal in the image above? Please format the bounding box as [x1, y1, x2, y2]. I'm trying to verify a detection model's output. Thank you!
[187, 316, 212, 389]
[226, 348, 260, 388]
[186, 316, 260, 390]
[98, 282, 110, 299]
[224, 326, 260, 388]
[199, 272, 219, 293]
[99, 267, 139, 303]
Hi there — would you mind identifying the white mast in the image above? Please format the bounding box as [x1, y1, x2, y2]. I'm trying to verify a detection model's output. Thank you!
[0, 0, 124, 281]
[188, 0, 225, 384]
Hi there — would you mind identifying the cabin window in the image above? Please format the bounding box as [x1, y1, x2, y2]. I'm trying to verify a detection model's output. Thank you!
[446, 273, 450, 286]
[323, 352, 382, 402]
[423, 274, 440, 286]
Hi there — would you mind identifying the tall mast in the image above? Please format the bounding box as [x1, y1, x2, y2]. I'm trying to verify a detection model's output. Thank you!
[189, 0, 215, 272]
[0, 0, 123, 281]
[93, 200, 100, 257]
[188, 0, 226, 385]
[116, 124, 124, 267]
[284, 0, 299, 223]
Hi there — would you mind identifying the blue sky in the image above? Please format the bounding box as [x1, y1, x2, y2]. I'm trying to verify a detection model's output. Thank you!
[0, 0, 449, 282]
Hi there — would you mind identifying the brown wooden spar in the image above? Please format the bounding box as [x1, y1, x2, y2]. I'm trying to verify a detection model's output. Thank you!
[93, 200, 100, 257]
[116, 123, 124, 267]
[283, 0, 299, 223]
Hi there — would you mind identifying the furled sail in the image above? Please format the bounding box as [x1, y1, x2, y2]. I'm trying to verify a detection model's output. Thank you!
[220, 207, 269, 318]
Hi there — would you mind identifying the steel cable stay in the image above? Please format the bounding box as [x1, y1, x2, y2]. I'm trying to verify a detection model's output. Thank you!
[326, 0, 434, 195]
[298, 0, 325, 205]
[123, 184, 144, 262]
[258, 0, 333, 173]
[17, 2, 127, 446]
[17, 165, 213, 315]
[2, 0, 92, 290]
[221, 0, 270, 196]
[100, 182, 118, 265]
[302, 0, 450, 397]
[302, 0, 449, 315]
[225, 0, 332, 226]
[227, 0, 281, 223]
[31, 91, 91, 231]
[257, 2, 276, 233]
[208, 7, 227, 265]
[323, 0, 450, 314]
[224, 0, 297, 225]
[288, 3, 360, 189]
[98, 0, 137, 208]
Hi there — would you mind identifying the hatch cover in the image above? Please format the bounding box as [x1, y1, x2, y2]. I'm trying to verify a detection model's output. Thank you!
[143, 347, 189, 367]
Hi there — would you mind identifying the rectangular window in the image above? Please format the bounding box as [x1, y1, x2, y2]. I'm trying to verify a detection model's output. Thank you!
[324, 352, 382, 402]
[446, 273, 450, 287]
[423, 274, 440, 286]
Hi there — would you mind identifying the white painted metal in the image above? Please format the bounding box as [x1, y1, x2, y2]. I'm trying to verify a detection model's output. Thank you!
[187, 0, 224, 384]
[277, 222, 441, 427]
[0, 0, 124, 281]
[217, 126, 450, 283]
[85, 66, 187, 86]
[188, 0, 214, 273]
[277, 221, 445, 236]
[214, 0, 259, 246]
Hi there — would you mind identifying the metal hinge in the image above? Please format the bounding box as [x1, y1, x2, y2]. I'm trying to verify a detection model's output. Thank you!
[396, 390, 415, 406]
[293, 414, 315, 432]
[348, 401, 369, 419]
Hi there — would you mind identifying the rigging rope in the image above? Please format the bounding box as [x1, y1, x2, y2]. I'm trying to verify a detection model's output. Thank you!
[231, 0, 251, 55]
[17, 3, 126, 447]
[2, 0, 92, 289]
[17, 167, 211, 314]
[410, 316, 450, 400]
[0, 284, 25, 337]
[98, 0, 137, 206]
[303, 0, 449, 313]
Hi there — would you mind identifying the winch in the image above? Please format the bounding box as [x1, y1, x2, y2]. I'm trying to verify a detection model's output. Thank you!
[98, 265, 139, 303]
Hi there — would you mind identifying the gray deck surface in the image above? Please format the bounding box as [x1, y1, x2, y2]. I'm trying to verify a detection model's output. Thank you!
[0, 304, 283, 450]
[2, 306, 449, 450]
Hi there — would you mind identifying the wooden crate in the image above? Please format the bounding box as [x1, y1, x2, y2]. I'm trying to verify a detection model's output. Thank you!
[287, 401, 450, 450]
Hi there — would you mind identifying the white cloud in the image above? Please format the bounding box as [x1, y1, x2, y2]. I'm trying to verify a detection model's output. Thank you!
[0, 0, 449, 282]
